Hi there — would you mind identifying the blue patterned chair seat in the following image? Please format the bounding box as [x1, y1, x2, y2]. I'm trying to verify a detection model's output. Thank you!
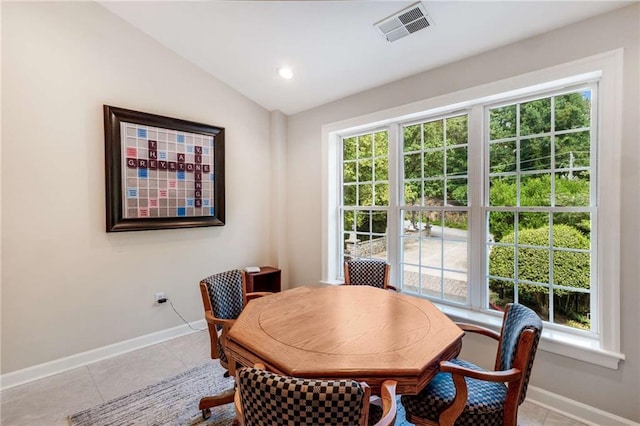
[401, 359, 507, 426]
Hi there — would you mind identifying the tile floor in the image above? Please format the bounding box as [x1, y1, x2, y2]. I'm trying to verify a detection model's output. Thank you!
[1, 330, 586, 426]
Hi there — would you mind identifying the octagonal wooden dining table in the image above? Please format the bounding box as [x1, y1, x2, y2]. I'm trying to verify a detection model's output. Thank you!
[225, 285, 464, 395]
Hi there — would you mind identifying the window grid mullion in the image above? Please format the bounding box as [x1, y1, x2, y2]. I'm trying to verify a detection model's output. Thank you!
[549, 95, 556, 324]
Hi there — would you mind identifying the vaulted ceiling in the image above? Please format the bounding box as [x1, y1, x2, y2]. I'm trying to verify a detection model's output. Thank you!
[101, 1, 631, 115]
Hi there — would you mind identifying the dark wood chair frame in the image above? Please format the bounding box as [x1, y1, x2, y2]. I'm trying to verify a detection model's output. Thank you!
[198, 271, 271, 419]
[406, 304, 540, 426]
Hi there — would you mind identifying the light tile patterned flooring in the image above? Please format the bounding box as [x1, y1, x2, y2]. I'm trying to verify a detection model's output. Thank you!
[1, 330, 586, 425]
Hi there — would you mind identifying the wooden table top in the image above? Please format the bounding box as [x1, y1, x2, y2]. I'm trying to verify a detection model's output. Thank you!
[226, 285, 464, 394]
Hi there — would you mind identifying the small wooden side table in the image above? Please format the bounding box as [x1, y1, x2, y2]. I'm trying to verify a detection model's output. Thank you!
[245, 266, 281, 293]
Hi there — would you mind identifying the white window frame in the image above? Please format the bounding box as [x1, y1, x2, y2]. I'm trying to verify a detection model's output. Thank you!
[338, 128, 392, 275]
[321, 50, 624, 369]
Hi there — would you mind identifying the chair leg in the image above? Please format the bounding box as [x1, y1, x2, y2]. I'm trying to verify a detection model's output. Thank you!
[202, 408, 211, 420]
[198, 388, 236, 413]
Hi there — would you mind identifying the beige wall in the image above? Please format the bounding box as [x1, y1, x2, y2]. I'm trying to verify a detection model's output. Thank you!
[287, 4, 639, 421]
[1, 2, 273, 372]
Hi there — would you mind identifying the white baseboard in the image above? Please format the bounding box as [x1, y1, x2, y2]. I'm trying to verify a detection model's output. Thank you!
[0, 319, 207, 391]
[527, 385, 639, 426]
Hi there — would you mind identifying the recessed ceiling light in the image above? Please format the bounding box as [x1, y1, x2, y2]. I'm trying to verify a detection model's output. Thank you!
[277, 66, 293, 80]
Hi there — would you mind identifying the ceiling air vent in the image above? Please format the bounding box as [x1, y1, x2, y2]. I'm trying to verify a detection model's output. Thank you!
[375, 2, 433, 43]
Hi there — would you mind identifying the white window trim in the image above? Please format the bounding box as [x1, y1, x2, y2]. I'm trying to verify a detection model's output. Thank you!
[322, 49, 624, 369]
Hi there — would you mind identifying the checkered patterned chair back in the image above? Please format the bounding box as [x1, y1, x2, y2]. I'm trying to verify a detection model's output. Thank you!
[200, 269, 244, 366]
[237, 367, 368, 426]
[497, 303, 543, 404]
[202, 269, 244, 323]
[344, 258, 388, 289]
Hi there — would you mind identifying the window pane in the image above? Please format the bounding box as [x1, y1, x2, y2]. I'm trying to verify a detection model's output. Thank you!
[556, 132, 590, 169]
[553, 250, 590, 289]
[488, 211, 514, 243]
[555, 91, 591, 131]
[404, 181, 422, 206]
[446, 147, 468, 176]
[553, 212, 591, 239]
[444, 276, 467, 304]
[520, 137, 551, 171]
[374, 184, 389, 206]
[423, 120, 443, 149]
[343, 161, 356, 183]
[520, 173, 551, 206]
[520, 98, 551, 136]
[490, 105, 517, 140]
[374, 131, 388, 156]
[424, 179, 444, 206]
[489, 176, 516, 207]
[446, 115, 467, 146]
[401, 263, 420, 293]
[358, 184, 372, 206]
[518, 284, 550, 321]
[446, 178, 467, 206]
[488, 244, 515, 279]
[552, 223, 590, 250]
[374, 158, 388, 181]
[359, 159, 372, 182]
[404, 124, 421, 152]
[444, 211, 468, 233]
[356, 210, 371, 233]
[421, 266, 443, 298]
[343, 185, 356, 206]
[358, 134, 373, 158]
[518, 247, 549, 284]
[420, 238, 442, 269]
[489, 278, 514, 311]
[354, 236, 373, 258]
[517, 222, 549, 247]
[444, 239, 467, 273]
[424, 150, 444, 177]
[518, 212, 549, 235]
[554, 290, 590, 330]
[343, 137, 356, 161]
[490, 141, 516, 174]
[371, 211, 388, 235]
[404, 153, 422, 179]
[343, 210, 355, 232]
[555, 172, 590, 207]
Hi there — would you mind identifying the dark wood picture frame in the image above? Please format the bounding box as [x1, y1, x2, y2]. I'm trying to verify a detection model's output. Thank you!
[104, 105, 225, 232]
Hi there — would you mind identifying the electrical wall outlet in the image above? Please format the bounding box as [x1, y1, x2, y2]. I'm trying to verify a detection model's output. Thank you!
[155, 292, 166, 302]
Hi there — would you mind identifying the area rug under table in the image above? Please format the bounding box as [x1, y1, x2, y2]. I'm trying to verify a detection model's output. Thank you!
[69, 362, 236, 426]
[69, 361, 411, 426]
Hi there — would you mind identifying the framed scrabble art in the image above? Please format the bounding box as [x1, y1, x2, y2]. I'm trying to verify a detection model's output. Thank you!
[103, 105, 225, 232]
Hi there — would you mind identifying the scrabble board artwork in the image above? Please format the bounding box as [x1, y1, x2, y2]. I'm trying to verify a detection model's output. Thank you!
[121, 122, 215, 219]
[104, 106, 225, 232]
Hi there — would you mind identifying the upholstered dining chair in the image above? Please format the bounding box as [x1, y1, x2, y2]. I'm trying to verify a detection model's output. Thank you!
[401, 303, 543, 426]
[234, 364, 397, 426]
[344, 258, 397, 291]
[198, 269, 271, 420]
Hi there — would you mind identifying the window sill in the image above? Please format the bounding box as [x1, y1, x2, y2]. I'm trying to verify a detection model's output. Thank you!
[435, 303, 625, 370]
